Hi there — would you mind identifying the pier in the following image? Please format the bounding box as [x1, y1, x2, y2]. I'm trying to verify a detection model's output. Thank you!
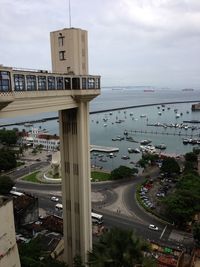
[90, 145, 119, 153]
[127, 129, 200, 137]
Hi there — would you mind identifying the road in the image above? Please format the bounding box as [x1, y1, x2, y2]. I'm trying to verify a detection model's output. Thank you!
[12, 165, 191, 249]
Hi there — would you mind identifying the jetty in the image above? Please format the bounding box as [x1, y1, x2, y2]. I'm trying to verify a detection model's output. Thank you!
[90, 145, 119, 153]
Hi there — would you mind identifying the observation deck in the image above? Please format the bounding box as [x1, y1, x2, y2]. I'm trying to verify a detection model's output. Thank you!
[0, 65, 100, 117]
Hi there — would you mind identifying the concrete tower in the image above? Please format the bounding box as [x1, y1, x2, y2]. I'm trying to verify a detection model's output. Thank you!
[50, 28, 92, 266]
[50, 28, 88, 75]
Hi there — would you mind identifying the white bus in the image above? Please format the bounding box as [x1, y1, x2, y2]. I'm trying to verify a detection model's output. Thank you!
[10, 190, 24, 197]
[55, 205, 103, 225]
[91, 212, 103, 225]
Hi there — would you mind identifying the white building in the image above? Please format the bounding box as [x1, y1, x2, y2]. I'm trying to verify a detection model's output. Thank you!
[22, 128, 60, 151]
[0, 196, 21, 267]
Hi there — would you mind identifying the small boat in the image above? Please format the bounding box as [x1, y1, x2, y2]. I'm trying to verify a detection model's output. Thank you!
[140, 114, 147, 118]
[155, 144, 167, 150]
[109, 112, 113, 115]
[158, 112, 162, 115]
[176, 114, 180, 118]
[24, 123, 33, 127]
[140, 139, 151, 145]
[103, 124, 107, 127]
[121, 155, 130, 160]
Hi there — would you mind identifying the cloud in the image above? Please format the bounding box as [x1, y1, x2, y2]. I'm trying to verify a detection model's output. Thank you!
[0, 0, 200, 88]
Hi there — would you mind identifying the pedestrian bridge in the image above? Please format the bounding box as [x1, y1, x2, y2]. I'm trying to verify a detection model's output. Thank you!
[0, 65, 100, 117]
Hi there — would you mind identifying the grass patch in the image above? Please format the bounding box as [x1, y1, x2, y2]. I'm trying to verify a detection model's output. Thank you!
[91, 171, 110, 182]
[22, 171, 40, 183]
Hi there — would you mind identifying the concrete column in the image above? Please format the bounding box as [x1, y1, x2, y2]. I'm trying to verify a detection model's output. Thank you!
[59, 101, 92, 266]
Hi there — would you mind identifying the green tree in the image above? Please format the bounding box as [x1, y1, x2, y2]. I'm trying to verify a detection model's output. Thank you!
[88, 228, 150, 267]
[73, 255, 85, 267]
[0, 176, 14, 194]
[0, 149, 17, 171]
[193, 223, 200, 247]
[110, 166, 136, 180]
[160, 157, 180, 175]
[0, 129, 17, 145]
[185, 152, 198, 162]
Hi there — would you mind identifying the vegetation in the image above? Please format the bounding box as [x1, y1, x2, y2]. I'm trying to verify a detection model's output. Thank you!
[0, 148, 17, 172]
[138, 153, 159, 168]
[110, 165, 137, 180]
[185, 152, 198, 162]
[160, 157, 180, 175]
[22, 171, 40, 183]
[0, 129, 18, 146]
[19, 237, 68, 267]
[0, 175, 14, 194]
[163, 173, 200, 227]
[91, 171, 110, 181]
[193, 223, 200, 247]
[88, 227, 153, 267]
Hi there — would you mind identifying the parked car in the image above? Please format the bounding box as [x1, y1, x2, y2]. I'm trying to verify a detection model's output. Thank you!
[148, 224, 159, 231]
[50, 196, 59, 202]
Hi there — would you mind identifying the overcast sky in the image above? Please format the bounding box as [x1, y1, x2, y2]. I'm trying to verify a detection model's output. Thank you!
[0, 0, 200, 88]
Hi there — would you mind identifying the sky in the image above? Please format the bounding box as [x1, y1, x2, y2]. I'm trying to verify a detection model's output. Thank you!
[0, 0, 200, 88]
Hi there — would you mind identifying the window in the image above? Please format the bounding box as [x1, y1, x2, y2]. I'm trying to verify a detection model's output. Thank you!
[38, 76, 47, 90]
[56, 77, 64, 90]
[95, 78, 100, 89]
[64, 77, 71, 90]
[0, 71, 11, 92]
[72, 78, 80, 89]
[82, 78, 87, 89]
[59, 51, 66, 61]
[48, 76, 55, 90]
[14, 74, 25, 91]
[88, 78, 95, 89]
[58, 35, 64, 46]
[26, 75, 36, 91]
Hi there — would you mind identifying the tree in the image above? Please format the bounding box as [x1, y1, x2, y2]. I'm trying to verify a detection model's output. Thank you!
[88, 228, 151, 267]
[160, 157, 180, 175]
[185, 152, 198, 162]
[0, 148, 17, 171]
[0, 129, 17, 145]
[0, 176, 14, 194]
[110, 166, 136, 180]
[193, 223, 200, 247]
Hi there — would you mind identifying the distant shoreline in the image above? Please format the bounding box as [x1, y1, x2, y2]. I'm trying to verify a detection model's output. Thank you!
[0, 100, 200, 128]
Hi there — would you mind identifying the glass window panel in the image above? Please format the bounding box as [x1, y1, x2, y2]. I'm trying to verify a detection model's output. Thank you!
[82, 78, 87, 89]
[14, 74, 25, 91]
[0, 71, 10, 92]
[48, 76, 55, 90]
[64, 78, 71, 89]
[26, 75, 36, 91]
[56, 77, 64, 90]
[38, 76, 47, 90]
[88, 78, 95, 89]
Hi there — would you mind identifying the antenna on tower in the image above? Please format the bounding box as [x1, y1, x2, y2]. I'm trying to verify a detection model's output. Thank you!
[68, 0, 72, 28]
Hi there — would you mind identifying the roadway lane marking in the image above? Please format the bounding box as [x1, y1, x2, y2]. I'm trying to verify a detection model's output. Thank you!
[160, 225, 167, 239]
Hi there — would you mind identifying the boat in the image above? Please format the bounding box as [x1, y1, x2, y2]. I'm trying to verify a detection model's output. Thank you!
[176, 114, 180, 118]
[158, 112, 162, 115]
[144, 89, 155, 92]
[128, 148, 140, 153]
[140, 114, 147, 118]
[140, 139, 151, 145]
[103, 124, 107, 127]
[24, 123, 33, 127]
[121, 155, 130, 160]
[155, 144, 167, 150]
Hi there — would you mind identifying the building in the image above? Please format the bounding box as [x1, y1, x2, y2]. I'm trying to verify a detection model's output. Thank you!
[0, 196, 21, 267]
[13, 194, 39, 230]
[22, 128, 60, 151]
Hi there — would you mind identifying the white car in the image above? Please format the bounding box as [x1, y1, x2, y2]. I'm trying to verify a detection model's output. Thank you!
[148, 224, 159, 231]
[50, 196, 59, 202]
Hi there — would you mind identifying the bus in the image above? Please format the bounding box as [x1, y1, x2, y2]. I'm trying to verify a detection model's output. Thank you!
[10, 190, 24, 197]
[55, 205, 103, 225]
[91, 212, 103, 225]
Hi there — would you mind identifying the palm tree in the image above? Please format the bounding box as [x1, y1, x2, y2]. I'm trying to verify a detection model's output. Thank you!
[88, 228, 150, 267]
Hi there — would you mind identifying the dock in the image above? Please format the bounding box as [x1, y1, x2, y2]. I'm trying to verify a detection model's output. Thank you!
[127, 129, 200, 137]
[90, 145, 119, 153]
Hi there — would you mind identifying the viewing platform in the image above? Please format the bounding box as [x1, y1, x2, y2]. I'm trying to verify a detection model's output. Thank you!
[0, 65, 100, 117]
